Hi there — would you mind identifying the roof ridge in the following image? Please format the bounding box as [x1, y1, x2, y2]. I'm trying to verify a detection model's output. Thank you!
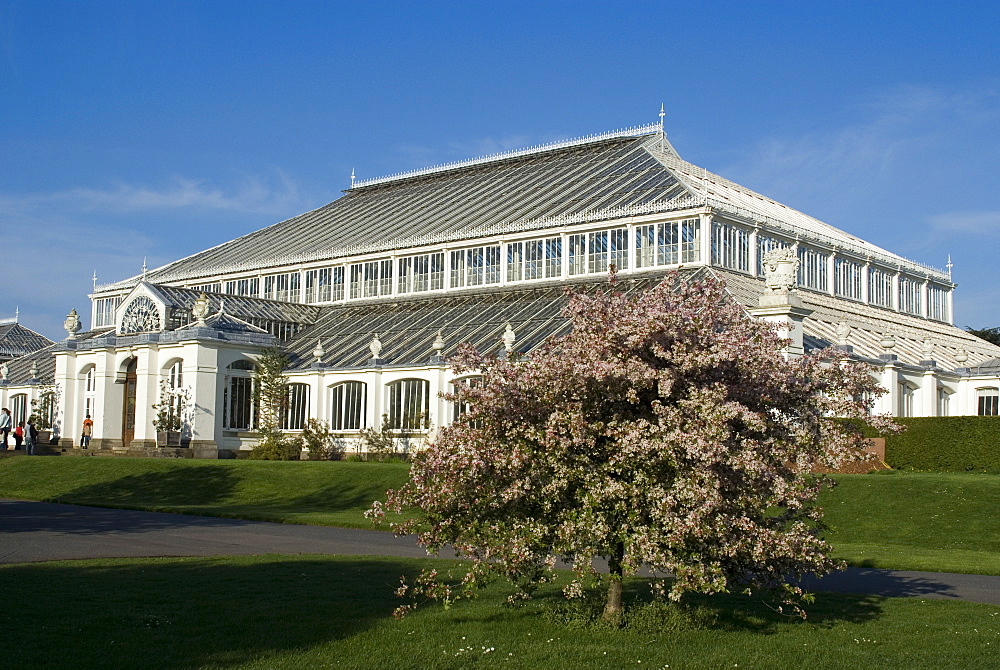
[351, 123, 661, 189]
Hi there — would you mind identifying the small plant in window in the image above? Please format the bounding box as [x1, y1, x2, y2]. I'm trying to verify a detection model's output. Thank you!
[151, 378, 191, 433]
[30, 385, 61, 432]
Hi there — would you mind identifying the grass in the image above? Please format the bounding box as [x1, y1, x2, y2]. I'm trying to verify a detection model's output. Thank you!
[2, 553, 999, 670]
[2, 458, 999, 574]
[822, 472, 1000, 575]
[0, 457, 411, 528]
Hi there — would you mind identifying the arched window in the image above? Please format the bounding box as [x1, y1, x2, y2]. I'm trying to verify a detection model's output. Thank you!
[159, 361, 185, 430]
[82, 365, 96, 419]
[330, 381, 366, 431]
[10, 393, 28, 426]
[282, 383, 310, 430]
[898, 382, 916, 417]
[978, 388, 999, 416]
[224, 359, 256, 430]
[451, 376, 482, 423]
[386, 378, 430, 431]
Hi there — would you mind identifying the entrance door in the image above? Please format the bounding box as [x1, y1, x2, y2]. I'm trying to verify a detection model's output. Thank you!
[121, 359, 137, 447]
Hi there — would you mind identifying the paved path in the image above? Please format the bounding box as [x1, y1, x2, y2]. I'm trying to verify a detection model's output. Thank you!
[3, 499, 1000, 606]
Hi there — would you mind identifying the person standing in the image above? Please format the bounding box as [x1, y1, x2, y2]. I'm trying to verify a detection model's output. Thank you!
[13, 421, 24, 450]
[25, 418, 38, 455]
[81, 414, 94, 448]
[0, 408, 11, 451]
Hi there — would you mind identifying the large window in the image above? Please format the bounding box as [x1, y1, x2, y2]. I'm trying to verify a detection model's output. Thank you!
[351, 260, 393, 298]
[978, 388, 999, 416]
[160, 361, 184, 430]
[330, 381, 366, 431]
[451, 376, 482, 423]
[398, 253, 445, 294]
[83, 366, 96, 419]
[869, 268, 893, 308]
[223, 360, 256, 430]
[450, 246, 501, 288]
[225, 277, 260, 298]
[899, 276, 922, 315]
[386, 378, 430, 430]
[834, 258, 863, 300]
[928, 285, 949, 322]
[898, 382, 915, 417]
[304, 268, 333, 303]
[635, 219, 700, 268]
[711, 222, 750, 273]
[798, 246, 829, 292]
[10, 393, 27, 426]
[282, 383, 310, 430]
[189, 282, 221, 294]
[507, 237, 561, 282]
[94, 296, 123, 328]
[263, 272, 301, 302]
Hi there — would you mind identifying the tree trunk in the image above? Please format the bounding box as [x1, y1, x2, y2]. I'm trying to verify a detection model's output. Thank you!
[602, 541, 625, 626]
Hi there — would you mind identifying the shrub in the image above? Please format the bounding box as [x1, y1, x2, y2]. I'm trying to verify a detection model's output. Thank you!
[299, 419, 345, 461]
[248, 430, 302, 461]
[885, 416, 1000, 473]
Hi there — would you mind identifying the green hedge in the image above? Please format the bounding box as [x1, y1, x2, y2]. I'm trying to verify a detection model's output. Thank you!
[883, 416, 1000, 473]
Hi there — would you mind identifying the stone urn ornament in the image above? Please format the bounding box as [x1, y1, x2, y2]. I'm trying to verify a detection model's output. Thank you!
[64, 308, 82, 339]
[369, 333, 382, 360]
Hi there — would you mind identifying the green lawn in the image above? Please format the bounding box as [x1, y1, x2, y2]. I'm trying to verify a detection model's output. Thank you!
[0, 457, 411, 528]
[823, 472, 1000, 575]
[2, 554, 998, 670]
[2, 458, 999, 575]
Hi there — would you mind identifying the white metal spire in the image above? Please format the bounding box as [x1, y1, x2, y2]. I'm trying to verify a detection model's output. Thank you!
[141, 257, 148, 281]
[350, 168, 356, 188]
[92, 270, 98, 292]
[946, 254, 953, 279]
[658, 103, 665, 130]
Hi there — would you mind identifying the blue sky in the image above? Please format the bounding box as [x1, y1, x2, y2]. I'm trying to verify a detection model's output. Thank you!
[2, 1, 998, 340]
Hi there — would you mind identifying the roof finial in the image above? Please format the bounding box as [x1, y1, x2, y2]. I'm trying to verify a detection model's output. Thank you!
[946, 254, 953, 279]
[14, 306, 19, 323]
[350, 168, 356, 188]
[92, 270, 98, 292]
[141, 256, 148, 281]
[658, 103, 665, 130]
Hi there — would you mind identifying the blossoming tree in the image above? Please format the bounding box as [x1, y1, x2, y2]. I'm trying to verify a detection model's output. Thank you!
[369, 272, 895, 621]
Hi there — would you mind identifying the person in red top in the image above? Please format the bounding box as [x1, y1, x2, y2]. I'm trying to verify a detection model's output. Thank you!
[81, 415, 94, 448]
[13, 421, 24, 449]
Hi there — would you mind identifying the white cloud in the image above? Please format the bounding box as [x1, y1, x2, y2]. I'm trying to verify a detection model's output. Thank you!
[0, 169, 308, 219]
[928, 210, 1000, 237]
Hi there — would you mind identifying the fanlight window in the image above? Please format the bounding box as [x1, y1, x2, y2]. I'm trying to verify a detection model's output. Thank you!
[119, 296, 161, 334]
[330, 381, 366, 431]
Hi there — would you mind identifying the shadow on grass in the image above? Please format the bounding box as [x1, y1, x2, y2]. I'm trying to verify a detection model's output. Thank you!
[52, 463, 239, 508]
[0, 555, 424, 669]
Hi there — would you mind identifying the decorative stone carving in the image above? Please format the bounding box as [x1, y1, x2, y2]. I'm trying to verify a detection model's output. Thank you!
[955, 348, 968, 364]
[762, 247, 799, 293]
[0, 362, 8, 381]
[921, 338, 935, 360]
[502, 323, 516, 353]
[312, 338, 325, 364]
[880, 333, 896, 351]
[29, 361, 38, 380]
[369, 333, 382, 359]
[63, 308, 82, 339]
[835, 320, 851, 346]
[432, 330, 445, 357]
